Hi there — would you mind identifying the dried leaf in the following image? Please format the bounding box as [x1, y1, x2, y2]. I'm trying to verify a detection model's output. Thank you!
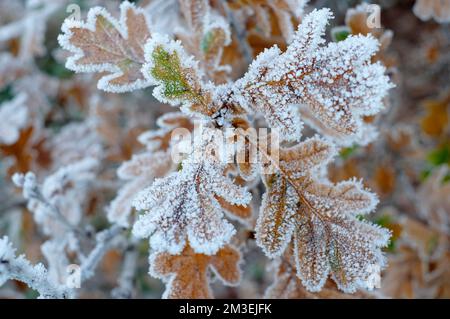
[233, 9, 393, 143]
[150, 244, 241, 298]
[58, 1, 152, 92]
[255, 137, 390, 292]
[132, 132, 251, 254]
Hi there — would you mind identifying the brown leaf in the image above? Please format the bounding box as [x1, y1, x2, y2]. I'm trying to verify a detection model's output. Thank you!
[150, 244, 241, 298]
[59, 2, 152, 92]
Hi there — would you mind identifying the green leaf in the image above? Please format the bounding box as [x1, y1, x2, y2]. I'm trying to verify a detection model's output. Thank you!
[427, 144, 450, 167]
[0, 85, 14, 103]
[151, 46, 192, 100]
[331, 27, 351, 42]
[339, 144, 359, 160]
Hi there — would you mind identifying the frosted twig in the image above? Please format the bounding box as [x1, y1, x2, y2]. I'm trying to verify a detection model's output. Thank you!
[0, 237, 72, 299]
[111, 237, 139, 299]
[80, 225, 125, 282]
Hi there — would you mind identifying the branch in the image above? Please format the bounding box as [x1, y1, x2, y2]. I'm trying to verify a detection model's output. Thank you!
[111, 237, 139, 299]
[80, 225, 125, 282]
[0, 237, 72, 299]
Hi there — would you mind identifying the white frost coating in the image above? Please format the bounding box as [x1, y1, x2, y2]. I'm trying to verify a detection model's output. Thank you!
[0, 236, 71, 298]
[0, 93, 28, 145]
[232, 8, 393, 145]
[58, 1, 152, 93]
[132, 131, 251, 255]
[232, 46, 304, 142]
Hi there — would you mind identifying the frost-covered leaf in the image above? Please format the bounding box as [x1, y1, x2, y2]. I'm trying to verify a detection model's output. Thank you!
[232, 8, 393, 144]
[344, 3, 396, 70]
[108, 113, 194, 227]
[265, 248, 374, 299]
[137, 112, 194, 152]
[58, 1, 152, 92]
[142, 34, 216, 116]
[150, 244, 241, 299]
[108, 151, 173, 227]
[132, 131, 251, 254]
[256, 137, 336, 256]
[255, 137, 390, 292]
[178, 0, 232, 83]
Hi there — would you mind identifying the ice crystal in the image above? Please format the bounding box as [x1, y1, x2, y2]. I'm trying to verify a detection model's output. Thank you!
[0, 236, 70, 298]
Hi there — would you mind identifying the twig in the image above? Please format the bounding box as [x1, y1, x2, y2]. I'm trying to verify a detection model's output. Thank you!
[111, 237, 139, 299]
[80, 225, 125, 282]
[0, 237, 72, 299]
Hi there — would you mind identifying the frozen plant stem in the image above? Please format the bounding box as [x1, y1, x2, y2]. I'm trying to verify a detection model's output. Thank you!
[80, 225, 125, 282]
[0, 237, 72, 299]
[112, 238, 139, 299]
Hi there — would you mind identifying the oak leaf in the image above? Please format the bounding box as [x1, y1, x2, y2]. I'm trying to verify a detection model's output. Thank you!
[58, 1, 152, 92]
[255, 137, 390, 292]
[232, 9, 393, 143]
[150, 244, 241, 298]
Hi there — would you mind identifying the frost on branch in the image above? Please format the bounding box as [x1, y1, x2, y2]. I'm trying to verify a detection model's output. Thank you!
[150, 244, 241, 299]
[132, 129, 251, 255]
[255, 137, 391, 292]
[58, 1, 152, 92]
[232, 8, 393, 144]
[0, 237, 70, 299]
